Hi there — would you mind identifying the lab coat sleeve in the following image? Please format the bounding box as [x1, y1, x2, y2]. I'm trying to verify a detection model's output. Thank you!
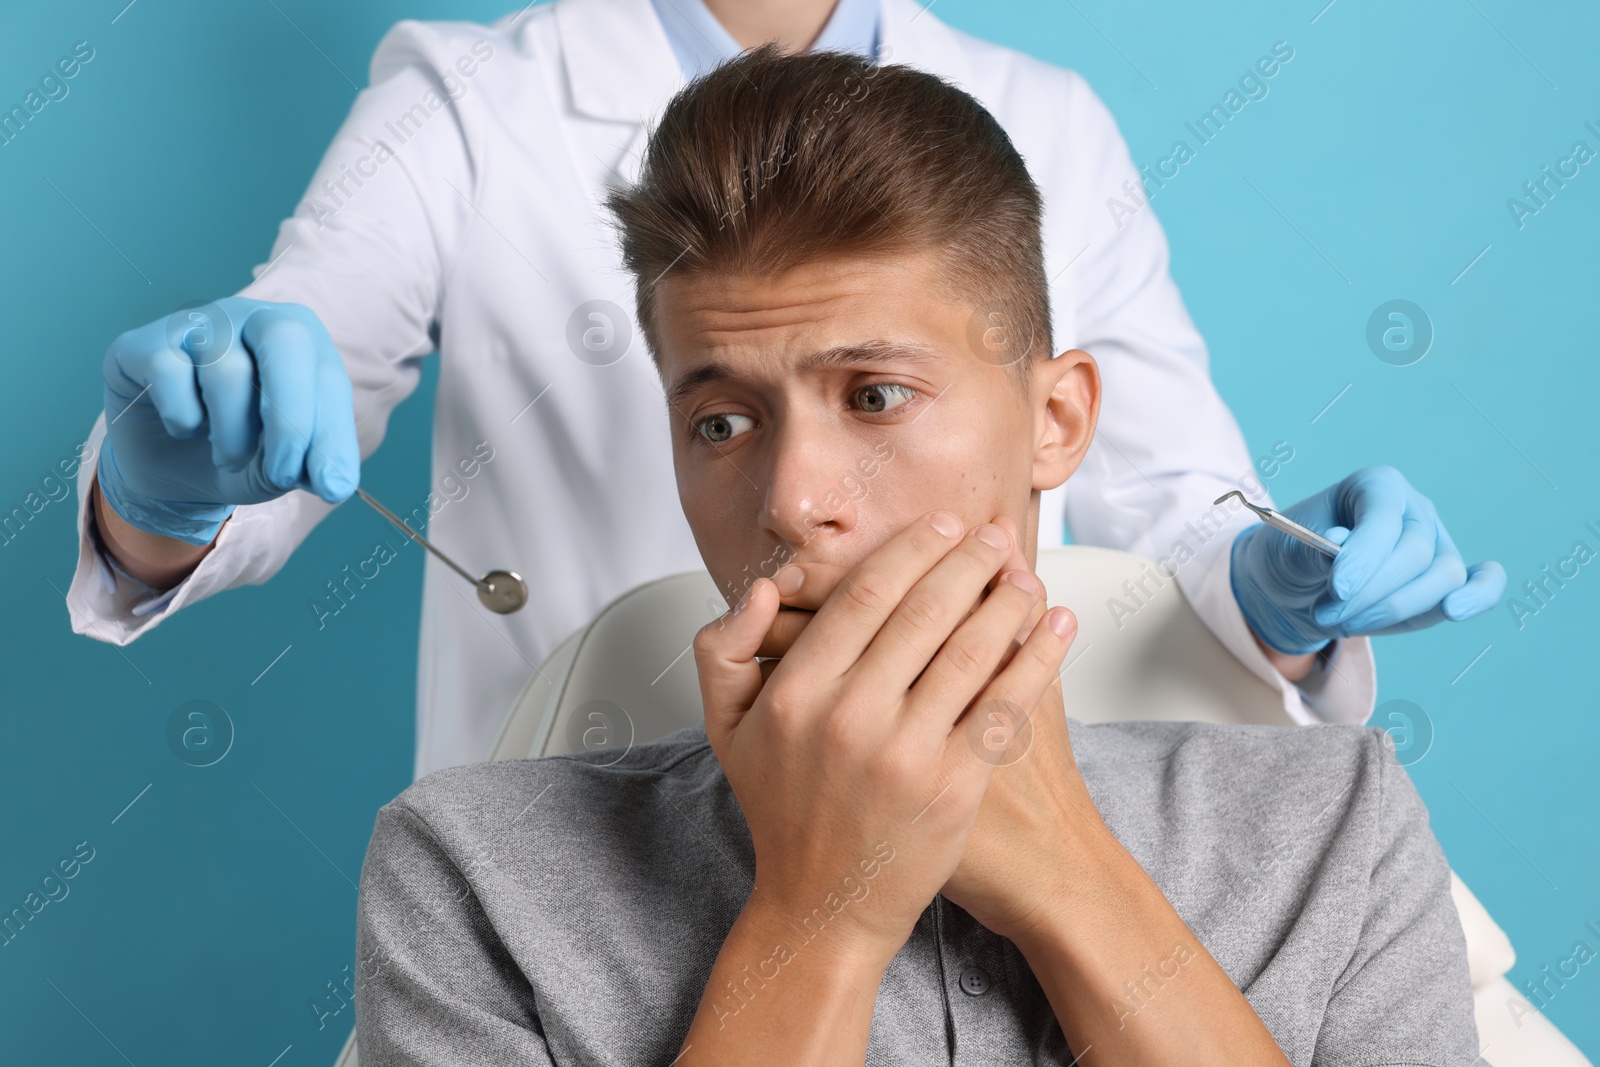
[65, 22, 487, 645]
[355, 801, 556, 1065]
[1051, 68, 1375, 726]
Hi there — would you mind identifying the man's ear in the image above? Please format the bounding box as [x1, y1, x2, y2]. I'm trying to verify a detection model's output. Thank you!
[1030, 348, 1100, 492]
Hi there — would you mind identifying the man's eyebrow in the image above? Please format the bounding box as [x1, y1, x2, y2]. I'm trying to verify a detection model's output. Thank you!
[664, 339, 944, 412]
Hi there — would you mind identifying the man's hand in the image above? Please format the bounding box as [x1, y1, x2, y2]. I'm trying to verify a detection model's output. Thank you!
[1230, 466, 1505, 655]
[741, 513, 1092, 945]
[731, 514, 1293, 1063]
[930, 516, 1291, 1065]
[929, 515, 1098, 944]
[678, 511, 1076, 1065]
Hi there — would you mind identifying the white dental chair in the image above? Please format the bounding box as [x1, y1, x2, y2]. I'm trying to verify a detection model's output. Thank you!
[335, 545, 1590, 1067]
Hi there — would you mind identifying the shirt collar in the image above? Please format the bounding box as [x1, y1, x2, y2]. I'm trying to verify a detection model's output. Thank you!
[649, 0, 882, 82]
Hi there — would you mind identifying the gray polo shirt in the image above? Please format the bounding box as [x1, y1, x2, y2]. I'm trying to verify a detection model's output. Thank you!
[354, 719, 1480, 1066]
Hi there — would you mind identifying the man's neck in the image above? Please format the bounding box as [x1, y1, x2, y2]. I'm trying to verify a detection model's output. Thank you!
[703, 0, 840, 51]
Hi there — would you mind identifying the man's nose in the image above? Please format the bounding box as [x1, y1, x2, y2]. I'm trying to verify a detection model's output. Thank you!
[759, 427, 861, 548]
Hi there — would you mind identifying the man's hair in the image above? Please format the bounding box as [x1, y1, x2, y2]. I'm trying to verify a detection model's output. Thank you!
[603, 44, 1053, 391]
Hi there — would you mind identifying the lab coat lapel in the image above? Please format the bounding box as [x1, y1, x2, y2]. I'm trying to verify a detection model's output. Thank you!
[880, 0, 974, 93]
[552, 0, 978, 191]
[553, 0, 682, 186]
[554, 0, 976, 123]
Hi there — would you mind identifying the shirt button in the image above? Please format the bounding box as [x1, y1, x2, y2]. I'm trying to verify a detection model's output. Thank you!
[957, 966, 991, 996]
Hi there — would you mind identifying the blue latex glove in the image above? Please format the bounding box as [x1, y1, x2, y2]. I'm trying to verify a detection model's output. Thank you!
[1229, 466, 1506, 655]
[98, 298, 360, 545]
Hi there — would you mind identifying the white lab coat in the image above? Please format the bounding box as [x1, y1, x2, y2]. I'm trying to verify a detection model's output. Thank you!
[67, 0, 1375, 779]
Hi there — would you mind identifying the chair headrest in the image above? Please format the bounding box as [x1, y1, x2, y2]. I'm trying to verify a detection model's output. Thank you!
[496, 545, 1288, 761]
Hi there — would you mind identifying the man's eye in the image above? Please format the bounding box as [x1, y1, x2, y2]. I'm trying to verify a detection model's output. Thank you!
[856, 383, 917, 414]
[694, 412, 755, 445]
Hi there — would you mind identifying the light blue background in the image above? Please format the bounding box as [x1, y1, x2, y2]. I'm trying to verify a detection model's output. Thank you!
[2, 0, 1595, 1061]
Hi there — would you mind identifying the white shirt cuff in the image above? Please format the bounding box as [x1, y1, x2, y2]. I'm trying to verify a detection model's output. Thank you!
[68, 412, 209, 645]
[1177, 527, 1377, 726]
[86, 505, 184, 616]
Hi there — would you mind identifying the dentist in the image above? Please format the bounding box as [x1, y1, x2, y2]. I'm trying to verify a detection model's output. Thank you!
[70, 0, 1502, 780]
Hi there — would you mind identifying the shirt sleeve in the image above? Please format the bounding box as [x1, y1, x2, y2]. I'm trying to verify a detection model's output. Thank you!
[1311, 732, 1482, 1066]
[1048, 68, 1376, 727]
[356, 801, 554, 1065]
[65, 21, 483, 645]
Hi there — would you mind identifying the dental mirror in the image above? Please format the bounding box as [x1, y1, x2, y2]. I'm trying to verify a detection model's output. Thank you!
[353, 487, 529, 614]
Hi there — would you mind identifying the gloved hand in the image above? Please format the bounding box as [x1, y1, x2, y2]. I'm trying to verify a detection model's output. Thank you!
[97, 297, 360, 545]
[1229, 466, 1506, 655]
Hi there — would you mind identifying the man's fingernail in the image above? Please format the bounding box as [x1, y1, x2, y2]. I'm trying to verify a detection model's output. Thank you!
[1048, 607, 1075, 639]
[1003, 569, 1041, 597]
[929, 511, 962, 538]
[975, 524, 1010, 551]
[775, 565, 805, 596]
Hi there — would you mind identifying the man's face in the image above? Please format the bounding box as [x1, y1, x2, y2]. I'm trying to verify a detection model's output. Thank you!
[655, 249, 1096, 613]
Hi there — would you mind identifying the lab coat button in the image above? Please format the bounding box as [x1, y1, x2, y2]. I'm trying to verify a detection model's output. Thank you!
[957, 966, 991, 996]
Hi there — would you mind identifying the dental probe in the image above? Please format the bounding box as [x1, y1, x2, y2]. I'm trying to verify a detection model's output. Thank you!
[1213, 491, 1343, 558]
[353, 487, 529, 613]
